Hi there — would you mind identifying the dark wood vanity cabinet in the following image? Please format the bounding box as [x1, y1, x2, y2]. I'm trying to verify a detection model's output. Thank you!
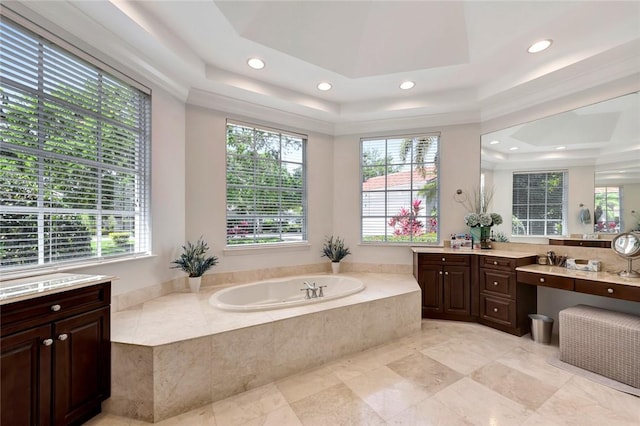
[1, 282, 111, 426]
[414, 253, 474, 320]
[478, 255, 537, 336]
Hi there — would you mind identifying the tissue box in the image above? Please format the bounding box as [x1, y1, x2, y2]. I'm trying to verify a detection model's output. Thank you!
[566, 258, 601, 272]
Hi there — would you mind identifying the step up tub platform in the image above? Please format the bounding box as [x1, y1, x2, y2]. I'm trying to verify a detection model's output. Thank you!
[106, 273, 421, 422]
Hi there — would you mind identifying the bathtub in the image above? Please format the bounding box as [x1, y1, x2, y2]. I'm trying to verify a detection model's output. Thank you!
[210, 275, 365, 311]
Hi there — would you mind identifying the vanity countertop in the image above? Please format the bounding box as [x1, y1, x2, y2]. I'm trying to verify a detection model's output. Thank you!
[516, 264, 640, 288]
[411, 247, 538, 259]
[0, 273, 114, 304]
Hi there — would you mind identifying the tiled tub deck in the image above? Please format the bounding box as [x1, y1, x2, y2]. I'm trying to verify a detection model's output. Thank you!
[106, 273, 421, 422]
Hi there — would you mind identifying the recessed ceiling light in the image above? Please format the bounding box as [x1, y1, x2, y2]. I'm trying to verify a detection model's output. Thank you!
[509, 147, 519, 151]
[400, 81, 415, 90]
[247, 58, 265, 69]
[527, 39, 553, 53]
[489, 140, 500, 145]
[556, 146, 566, 150]
[317, 82, 332, 91]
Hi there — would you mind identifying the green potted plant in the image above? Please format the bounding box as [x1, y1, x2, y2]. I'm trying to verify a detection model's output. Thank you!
[322, 235, 351, 273]
[171, 237, 218, 292]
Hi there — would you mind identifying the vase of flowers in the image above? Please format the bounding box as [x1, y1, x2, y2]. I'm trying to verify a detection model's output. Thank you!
[465, 212, 502, 249]
[460, 187, 503, 249]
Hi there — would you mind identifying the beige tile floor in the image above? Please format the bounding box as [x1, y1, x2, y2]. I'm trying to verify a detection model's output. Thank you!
[88, 320, 640, 425]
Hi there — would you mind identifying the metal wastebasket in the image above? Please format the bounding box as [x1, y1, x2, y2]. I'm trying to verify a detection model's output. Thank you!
[529, 314, 554, 344]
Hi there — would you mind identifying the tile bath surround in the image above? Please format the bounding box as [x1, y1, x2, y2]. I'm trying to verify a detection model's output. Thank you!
[106, 272, 421, 422]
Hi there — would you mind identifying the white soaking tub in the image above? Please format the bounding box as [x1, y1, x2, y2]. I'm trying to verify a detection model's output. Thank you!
[210, 275, 365, 311]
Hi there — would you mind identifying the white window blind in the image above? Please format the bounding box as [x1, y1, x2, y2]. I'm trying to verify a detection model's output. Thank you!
[512, 171, 566, 236]
[361, 134, 439, 244]
[0, 17, 151, 271]
[226, 121, 306, 246]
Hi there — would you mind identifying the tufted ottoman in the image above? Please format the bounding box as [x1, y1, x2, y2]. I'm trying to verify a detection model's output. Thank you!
[560, 304, 640, 389]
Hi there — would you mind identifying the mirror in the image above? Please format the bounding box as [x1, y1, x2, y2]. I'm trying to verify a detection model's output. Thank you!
[612, 232, 640, 277]
[481, 92, 640, 245]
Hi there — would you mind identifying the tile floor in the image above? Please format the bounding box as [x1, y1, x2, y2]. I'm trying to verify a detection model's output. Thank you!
[88, 320, 640, 425]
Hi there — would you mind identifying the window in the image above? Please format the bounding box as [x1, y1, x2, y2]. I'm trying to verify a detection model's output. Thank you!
[361, 134, 439, 243]
[226, 121, 306, 245]
[0, 17, 151, 272]
[512, 171, 567, 236]
[594, 186, 622, 233]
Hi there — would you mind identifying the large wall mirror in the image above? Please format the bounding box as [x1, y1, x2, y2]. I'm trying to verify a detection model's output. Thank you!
[481, 92, 640, 245]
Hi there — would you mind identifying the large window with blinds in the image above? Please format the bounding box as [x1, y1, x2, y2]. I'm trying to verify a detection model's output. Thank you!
[361, 134, 439, 244]
[226, 121, 306, 246]
[0, 16, 151, 272]
[512, 171, 567, 236]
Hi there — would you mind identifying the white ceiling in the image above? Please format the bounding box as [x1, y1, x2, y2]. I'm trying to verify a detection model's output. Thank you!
[6, 0, 640, 132]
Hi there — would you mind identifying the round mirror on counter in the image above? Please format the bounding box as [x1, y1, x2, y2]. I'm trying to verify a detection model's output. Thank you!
[611, 232, 640, 278]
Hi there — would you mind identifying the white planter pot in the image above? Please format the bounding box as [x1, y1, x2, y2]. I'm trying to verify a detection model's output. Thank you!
[188, 276, 202, 293]
[331, 262, 341, 274]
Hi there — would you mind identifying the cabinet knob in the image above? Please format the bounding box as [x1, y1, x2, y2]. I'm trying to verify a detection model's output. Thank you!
[58, 334, 68, 341]
[444, 272, 449, 275]
[493, 308, 499, 313]
[42, 338, 54, 347]
[442, 257, 445, 262]
[607, 288, 614, 294]
[539, 278, 545, 283]
[493, 281, 499, 286]
[493, 261, 498, 265]
[50, 304, 61, 312]
[439, 271, 443, 275]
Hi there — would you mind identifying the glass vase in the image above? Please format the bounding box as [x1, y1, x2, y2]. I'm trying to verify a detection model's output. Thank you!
[470, 226, 491, 249]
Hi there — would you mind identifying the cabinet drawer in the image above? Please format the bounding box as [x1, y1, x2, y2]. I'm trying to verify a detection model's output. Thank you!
[480, 256, 516, 270]
[517, 271, 574, 291]
[480, 270, 514, 298]
[480, 294, 515, 326]
[419, 254, 470, 266]
[575, 279, 640, 302]
[1, 283, 111, 336]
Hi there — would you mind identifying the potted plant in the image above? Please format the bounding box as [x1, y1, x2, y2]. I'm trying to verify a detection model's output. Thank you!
[322, 235, 351, 274]
[171, 237, 218, 292]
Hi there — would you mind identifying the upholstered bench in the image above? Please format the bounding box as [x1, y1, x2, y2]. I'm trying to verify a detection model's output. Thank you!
[559, 304, 640, 389]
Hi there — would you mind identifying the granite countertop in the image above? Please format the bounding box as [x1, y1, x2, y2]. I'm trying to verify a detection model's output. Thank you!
[516, 264, 640, 288]
[411, 247, 538, 259]
[0, 273, 114, 304]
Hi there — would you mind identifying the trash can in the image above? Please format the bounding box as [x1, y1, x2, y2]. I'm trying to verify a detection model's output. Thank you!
[529, 314, 554, 344]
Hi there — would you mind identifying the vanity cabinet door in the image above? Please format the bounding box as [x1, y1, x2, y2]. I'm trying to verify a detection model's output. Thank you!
[1, 324, 53, 426]
[417, 263, 444, 314]
[54, 306, 111, 426]
[443, 266, 470, 315]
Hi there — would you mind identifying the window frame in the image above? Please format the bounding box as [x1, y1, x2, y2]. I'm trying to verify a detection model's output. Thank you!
[225, 120, 307, 248]
[594, 186, 623, 233]
[360, 133, 440, 245]
[0, 12, 152, 274]
[511, 170, 567, 237]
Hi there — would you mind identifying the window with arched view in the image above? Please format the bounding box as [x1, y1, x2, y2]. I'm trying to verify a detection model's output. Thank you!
[225, 121, 306, 246]
[0, 17, 151, 272]
[361, 134, 439, 244]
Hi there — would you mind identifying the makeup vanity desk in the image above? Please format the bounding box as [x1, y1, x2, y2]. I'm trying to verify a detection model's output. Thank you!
[516, 264, 640, 303]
